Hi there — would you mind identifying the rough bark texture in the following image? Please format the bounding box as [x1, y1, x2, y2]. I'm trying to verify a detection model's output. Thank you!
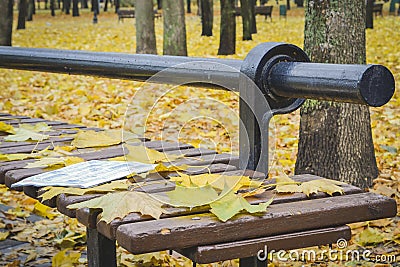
[200, 0, 213, 36]
[240, 0, 252, 40]
[17, 0, 27, 30]
[0, 0, 12, 46]
[295, 0, 378, 189]
[136, 0, 157, 54]
[163, 0, 187, 56]
[218, 0, 235, 55]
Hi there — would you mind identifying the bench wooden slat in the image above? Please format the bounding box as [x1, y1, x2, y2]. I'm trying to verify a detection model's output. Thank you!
[115, 192, 396, 254]
[179, 225, 351, 263]
[89, 174, 363, 240]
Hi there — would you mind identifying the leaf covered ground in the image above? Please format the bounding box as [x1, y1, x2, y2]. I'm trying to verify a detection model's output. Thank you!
[0, 3, 399, 267]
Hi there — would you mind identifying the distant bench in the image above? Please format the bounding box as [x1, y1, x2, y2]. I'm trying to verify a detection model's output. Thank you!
[373, 3, 384, 16]
[117, 9, 161, 22]
[235, 5, 273, 21]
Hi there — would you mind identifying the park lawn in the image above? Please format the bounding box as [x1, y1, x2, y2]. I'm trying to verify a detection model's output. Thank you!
[0, 4, 399, 266]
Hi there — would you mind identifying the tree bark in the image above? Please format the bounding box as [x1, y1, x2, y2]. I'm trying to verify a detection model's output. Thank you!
[104, 0, 108, 11]
[136, 0, 157, 54]
[162, 0, 187, 56]
[240, 0, 252, 40]
[287, 0, 290, 10]
[295, 0, 378, 189]
[114, 0, 119, 12]
[17, 0, 28, 30]
[0, 0, 13, 46]
[200, 0, 213, 36]
[82, 0, 88, 8]
[72, 0, 79, 16]
[218, 0, 235, 55]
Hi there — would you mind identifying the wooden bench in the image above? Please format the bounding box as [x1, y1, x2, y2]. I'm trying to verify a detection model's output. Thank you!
[0, 43, 396, 266]
[117, 9, 135, 22]
[373, 3, 384, 16]
[235, 5, 273, 21]
[117, 9, 161, 22]
[0, 113, 396, 267]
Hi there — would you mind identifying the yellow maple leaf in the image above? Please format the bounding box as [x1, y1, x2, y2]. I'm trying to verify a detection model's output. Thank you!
[124, 145, 181, 164]
[40, 180, 130, 201]
[33, 201, 57, 219]
[52, 249, 81, 267]
[0, 121, 15, 134]
[67, 191, 168, 223]
[24, 156, 84, 168]
[71, 130, 121, 148]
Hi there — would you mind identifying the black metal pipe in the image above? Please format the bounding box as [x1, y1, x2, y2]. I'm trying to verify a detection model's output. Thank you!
[268, 62, 395, 107]
[0, 46, 395, 107]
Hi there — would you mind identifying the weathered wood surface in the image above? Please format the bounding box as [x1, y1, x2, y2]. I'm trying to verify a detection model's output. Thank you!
[115, 192, 396, 254]
[179, 225, 351, 263]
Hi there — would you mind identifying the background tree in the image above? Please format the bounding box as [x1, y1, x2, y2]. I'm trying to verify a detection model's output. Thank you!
[187, 0, 191, 13]
[200, 0, 213, 36]
[50, 0, 56, 16]
[163, 0, 187, 56]
[0, 0, 13, 46]
[17, 0, 28, 30]
[249, 0, 256, 34]
[136, 0, 157, 54]
[218, 0, 235, 55]
[295, 0, 377, 189]
[240, 0, 252, 40]
[366, 0, 373, 29]
[27, 0, 35, 21]
[72, 0, 80, 16]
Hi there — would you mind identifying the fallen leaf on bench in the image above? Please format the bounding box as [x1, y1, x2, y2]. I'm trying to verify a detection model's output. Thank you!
[166, 183, 219, 208]
[0, 152, 42, 161]
[0, 231, 10, 241]
[24, 156, 84, 169]
[71, 130, 122, 148]
[125, 145, 181, 164]
[275, 175, 344, 196]
[0, 121, 15, 134]
[210, 190, 273, 222]
[4, 123, 50, 142]
[39, 180, 130, 201]
[67, 191, 168, 223]
[170, 173, 261, 192]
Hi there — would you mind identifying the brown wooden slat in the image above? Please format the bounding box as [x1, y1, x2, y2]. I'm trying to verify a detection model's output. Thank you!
[115, 192, 396, 254]
[0, 136, 74, 149]
[167, 147, 217, 157]
[93, 174, 363, 240]
[0, 115, 30, 120]
[143, 140, 193, 151]
[179, 225, 352, 264]
[6, 118, 65, 126]
[0, 140, 70, 154]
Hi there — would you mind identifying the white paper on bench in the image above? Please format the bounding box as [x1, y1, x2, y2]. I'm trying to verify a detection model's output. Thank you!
[11, 160, 157, 188]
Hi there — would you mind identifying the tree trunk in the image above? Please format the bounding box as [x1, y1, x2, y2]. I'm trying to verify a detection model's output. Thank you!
[136, 0, 157, 54]
[17, 0, 27, 30]
[0, 0, 13, 46]
[240, 0, 252, 40]
[157, 0, 161, 9]
[366, 0, 373, 29]
[104, 0, 108, 11]
[287, 0, 290, 10]
[27, 0, 34, 21]
[187, 0, 191, 13]
[50, 0, 55, 15]
[218, 0, 235, 55]
[114, 0, 119, 12]
[200, 0, 213, 36]
[295, 0, 377, 189]
[249, 0, 256, 33]
[72, 0, 79, 16]
[64, 0, 71, 14]
[162, 0, 187, 56]
[82, 0, 88, 8]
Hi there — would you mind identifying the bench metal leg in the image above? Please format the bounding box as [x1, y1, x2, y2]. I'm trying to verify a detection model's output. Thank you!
[87, 227, 117, 267]
[239, 256, 267, 267]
